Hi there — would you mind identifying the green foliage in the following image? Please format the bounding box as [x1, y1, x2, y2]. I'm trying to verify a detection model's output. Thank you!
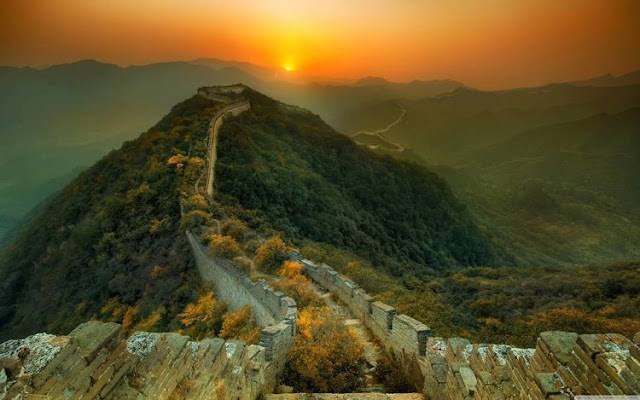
[0, 95, 222, 340]
[216, 90, 499, 276]
[395, 262, 640, 347]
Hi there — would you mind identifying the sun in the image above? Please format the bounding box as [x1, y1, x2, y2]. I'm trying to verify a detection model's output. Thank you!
[283, 64, 294, 72]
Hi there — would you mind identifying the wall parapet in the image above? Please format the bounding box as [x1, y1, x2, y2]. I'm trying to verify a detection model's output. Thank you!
[187, 230, 296, 363]
[300, 258, 640, 399]
[0, 321, 281, 399]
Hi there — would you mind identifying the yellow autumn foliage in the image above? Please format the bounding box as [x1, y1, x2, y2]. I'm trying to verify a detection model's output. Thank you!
[255, 236, 289, 273]
[132, 308, 163, 332]
[285, 307, 365, 393]
[278, 261, 304, 278]
[178, 291, 227, 340]
[208, 235, 242, 259]
[219, 306, 261, 345]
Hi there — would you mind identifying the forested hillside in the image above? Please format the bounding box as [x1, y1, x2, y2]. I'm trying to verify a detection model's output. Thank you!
[435, 107, 640, 266]
[215, 89, 500, 277]
[0, 95, 221, 341]
[0, 60, 463, 249]
[0, 87, 498, 342]
[336, 82, 640, 165]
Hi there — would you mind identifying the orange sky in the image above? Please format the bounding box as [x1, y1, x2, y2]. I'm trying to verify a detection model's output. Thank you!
[1, 0, 639, 89]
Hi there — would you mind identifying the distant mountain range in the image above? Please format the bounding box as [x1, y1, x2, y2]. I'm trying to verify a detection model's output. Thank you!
[1, 57, 639, 255]
[0, 59, 468, 247]
[570, 69, 640, 87]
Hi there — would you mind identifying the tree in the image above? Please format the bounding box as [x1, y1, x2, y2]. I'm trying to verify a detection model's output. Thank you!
[255, 236, 289, 273]
[278, 261, 304, 278]
[277, 261, 321, 308]
[284, 307, 366, 392]
[208, 235, 242, 259]
[219, 306, 261, 344]
[221, 217, 249, 242]
[178, 291, 227, 340]
[179, 210, 212, 231]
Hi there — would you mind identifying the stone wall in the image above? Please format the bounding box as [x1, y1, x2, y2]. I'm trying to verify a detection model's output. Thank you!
[0, 236, 298, 400]
[0, 321, 283, 399]
[187, 230, 296, 362]
[301, 260, 429, 360]
[300, 259, 640, 399]
[198, 85, 247, 102]
[203, 98, 251, 197]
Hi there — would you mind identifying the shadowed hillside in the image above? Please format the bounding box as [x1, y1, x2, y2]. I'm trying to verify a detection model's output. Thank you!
[215, 89, 499, 277]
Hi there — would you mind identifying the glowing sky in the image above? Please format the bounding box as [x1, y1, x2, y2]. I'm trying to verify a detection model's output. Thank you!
[1, 0, 639, 88]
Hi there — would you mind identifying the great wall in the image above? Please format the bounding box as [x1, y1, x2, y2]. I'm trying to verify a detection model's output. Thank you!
[1, 85, 639, 399]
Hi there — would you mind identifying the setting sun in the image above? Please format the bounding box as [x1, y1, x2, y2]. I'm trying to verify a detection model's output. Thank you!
[283, 65, 294, 72]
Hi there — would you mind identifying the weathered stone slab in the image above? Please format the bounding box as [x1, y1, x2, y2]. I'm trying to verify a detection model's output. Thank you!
[539, 331, 578, 366]
[534, 372, 564, 395]
[69, 321, 123, 363]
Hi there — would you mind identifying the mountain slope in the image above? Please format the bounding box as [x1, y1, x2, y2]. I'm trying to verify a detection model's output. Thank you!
[0, 60, 262, 246]
[466, 107, 640, 207]
[215, 89, 499, 277]
[0, 60, 464, 248]
[0, 94, 220, 341]
[436, 108, 640, 266]
[0, 87, 499, 340]
[335, 83, 640, 165]
[570, 69, 640, 87]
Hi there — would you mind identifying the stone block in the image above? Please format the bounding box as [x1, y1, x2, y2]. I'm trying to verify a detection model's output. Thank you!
[69, 321, 124, 364]
[459, 366, 477, 396]
[534, 372, 563, 395]
[539, 331, 578, 366]
[595, 352, 634, 394]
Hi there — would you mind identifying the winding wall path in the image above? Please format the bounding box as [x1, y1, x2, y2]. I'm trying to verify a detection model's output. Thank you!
[203, 100, 250, 197]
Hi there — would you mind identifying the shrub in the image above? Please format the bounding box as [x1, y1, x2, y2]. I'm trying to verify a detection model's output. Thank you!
[178, 291, 227, 340]
[284, 307, 365, 392]
[276, 261, 321, 308]
[221, 217, 250, 242]
[208, 235, 242, 259]
[255, 236, 289, 274]
[219, 306, 261, 344]
[179, 210, 212, 231]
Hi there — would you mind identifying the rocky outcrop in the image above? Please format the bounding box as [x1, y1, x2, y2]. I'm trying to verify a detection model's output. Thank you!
[300, 259, 640, 399]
